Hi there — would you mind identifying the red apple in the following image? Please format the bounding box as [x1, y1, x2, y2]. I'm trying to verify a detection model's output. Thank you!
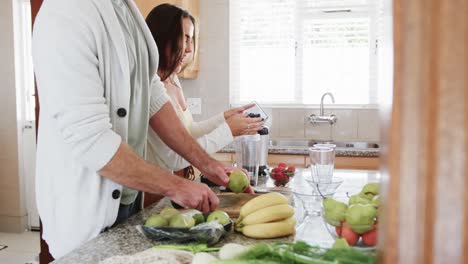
[335, 226, 342, 236]
[341, 222, 360, 246]
[362, 226, 377, 246]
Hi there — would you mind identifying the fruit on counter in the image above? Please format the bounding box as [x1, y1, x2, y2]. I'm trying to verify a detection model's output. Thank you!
[333, 238, 350, 249]
[362, 225, 377, 246]
[345, 204, 377, 234]
[169, 214, 196, 228]
[358, 183, 380, 200]
[349, 194, 371, 205]
[371, 195, 380, 208]
[271, 167, 285, 176]
[236, 204, 294, 227]
[206, 210, 231, 225]
[335, 226, 342, 236]
[239, 216, 296, 239]
[323, 198, 348, 227]
[278, 162, 287, 168]
[144, 214, 168, 227]
[323, 183, 380, 248]
[270, 163, 295, 187]
[237, 192, 289, 223]
[235, 192, 295, 239]
[285, 166, 296, 177]
[271, 170, 290, 187]
[181, 209, 205, 225]
[341, 222, 360, 246]
[228, 169, 249, 193]
[160, 207, 180, 220]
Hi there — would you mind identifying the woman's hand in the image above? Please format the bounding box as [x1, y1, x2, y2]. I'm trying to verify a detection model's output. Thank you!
[224, 103, 256, 119]
[227, 114, 264, 136]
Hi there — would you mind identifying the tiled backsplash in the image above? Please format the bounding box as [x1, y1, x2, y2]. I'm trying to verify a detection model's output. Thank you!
[180, 0, 380, 143]
[268, 108, 380, 142]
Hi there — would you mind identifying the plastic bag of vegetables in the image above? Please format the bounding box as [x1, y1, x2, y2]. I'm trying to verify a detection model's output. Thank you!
[139, 221, 231, 246]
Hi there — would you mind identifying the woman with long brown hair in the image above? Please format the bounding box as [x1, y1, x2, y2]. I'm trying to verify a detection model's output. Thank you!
[145, 3, 264, 179]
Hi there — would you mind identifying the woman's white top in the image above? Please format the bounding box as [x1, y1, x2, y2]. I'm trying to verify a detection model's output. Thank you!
[147, 78, 234, 171]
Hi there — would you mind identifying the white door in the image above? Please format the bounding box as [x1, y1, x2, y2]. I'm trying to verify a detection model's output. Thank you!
[13, 0, 39, 229]
[22, 121, 38, 229]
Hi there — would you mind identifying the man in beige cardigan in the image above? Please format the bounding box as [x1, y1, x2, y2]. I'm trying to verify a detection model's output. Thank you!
[32, 0, 244, 258]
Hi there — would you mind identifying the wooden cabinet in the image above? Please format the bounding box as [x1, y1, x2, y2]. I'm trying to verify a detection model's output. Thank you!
[133, 0, 200, 79]
[268, 154, 307, 168]
[212, 153, 380, 171]
[335, 157, 379, 170]
[211, 153, 233, 165]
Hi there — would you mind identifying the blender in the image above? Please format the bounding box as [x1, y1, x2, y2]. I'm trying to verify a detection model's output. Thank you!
[246, 102, 270, 177]
[233, 134, 261, 186]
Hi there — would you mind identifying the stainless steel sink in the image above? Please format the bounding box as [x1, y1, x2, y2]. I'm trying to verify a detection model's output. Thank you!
[269, 140, 380, 149]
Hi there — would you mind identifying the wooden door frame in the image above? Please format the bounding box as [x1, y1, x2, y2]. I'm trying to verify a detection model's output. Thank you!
[380, 0, 468, 263]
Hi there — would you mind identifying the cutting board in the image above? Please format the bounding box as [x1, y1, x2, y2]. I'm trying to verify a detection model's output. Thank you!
[216, 193, 258, 218]
[216, 191, 292, 218]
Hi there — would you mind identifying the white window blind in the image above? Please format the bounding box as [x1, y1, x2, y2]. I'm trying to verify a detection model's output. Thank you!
[230, 0, 382, 106]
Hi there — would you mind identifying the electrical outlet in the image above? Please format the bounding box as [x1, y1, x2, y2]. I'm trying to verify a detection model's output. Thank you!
[186, 97, 202, 115]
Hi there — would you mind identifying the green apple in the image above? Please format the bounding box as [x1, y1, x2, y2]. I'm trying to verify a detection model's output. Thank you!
[371, 195, 380, 208]
[333, 238, 350, 249]
[349, 195, 371, 205]
[228, 169, 249, 193]
[323, 198, 348, 227]
[144, 214, 168, 227]
[359, 183, 380, 200]
[160, 207, 179, 220]
[169, 214, 195, 228]
[181, 209, 205, 225]
[206, 210, 231, 225]
[345, 204, 377, 234]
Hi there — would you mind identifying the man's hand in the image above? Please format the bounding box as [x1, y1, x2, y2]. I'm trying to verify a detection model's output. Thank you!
[99, 143, 221, 212]
[199, 159, 230, 187]
[168, 180, 219, 213]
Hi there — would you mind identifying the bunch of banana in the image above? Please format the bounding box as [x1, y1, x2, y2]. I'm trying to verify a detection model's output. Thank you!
[235, 192, 295, 239]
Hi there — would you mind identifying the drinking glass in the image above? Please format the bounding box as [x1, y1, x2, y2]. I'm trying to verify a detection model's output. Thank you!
[293, 187, 332, 218]
[309, 147, 335, 183]
[313, 143, 336, 154]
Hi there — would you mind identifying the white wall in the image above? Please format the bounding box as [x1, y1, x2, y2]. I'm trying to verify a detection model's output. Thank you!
[180, 0, 231, 121]
[180, 0, 380, 142]
[0, 0, 28, 232]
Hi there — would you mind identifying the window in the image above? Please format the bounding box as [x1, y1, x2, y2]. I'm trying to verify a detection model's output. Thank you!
[230, 0, 382, 106]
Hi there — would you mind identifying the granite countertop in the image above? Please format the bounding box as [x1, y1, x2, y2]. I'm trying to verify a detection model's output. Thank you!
[219, 145, 380, 158]
[54, 169, 380, 263]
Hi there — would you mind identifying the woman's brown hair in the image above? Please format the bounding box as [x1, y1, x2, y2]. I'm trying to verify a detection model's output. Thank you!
[146, 4, 196, 81]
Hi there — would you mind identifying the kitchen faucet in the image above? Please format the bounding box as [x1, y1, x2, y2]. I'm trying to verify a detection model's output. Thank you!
[308, 92, 338, 124]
